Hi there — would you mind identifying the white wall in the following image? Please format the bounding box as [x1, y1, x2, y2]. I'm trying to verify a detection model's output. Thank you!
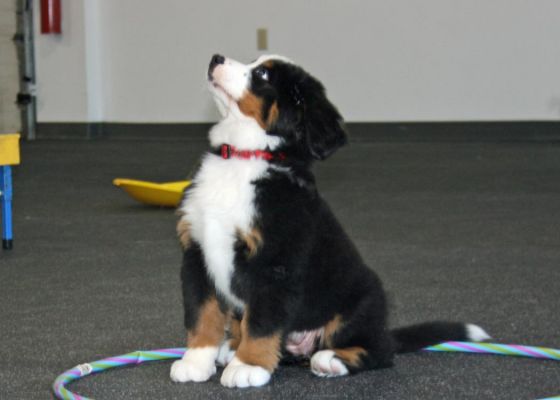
[34, 0, 88, 122]
[35, 0, 560, 123]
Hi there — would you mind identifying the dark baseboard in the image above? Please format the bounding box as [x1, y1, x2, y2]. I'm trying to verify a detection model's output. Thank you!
[35, 122, 106, 139]
[36, 121, 560, 142]
[36, 122, 211, 140]
[347, 121, 560, 142]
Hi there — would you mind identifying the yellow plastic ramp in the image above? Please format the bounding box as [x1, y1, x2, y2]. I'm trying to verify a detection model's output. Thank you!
[113, 179, 190, 207]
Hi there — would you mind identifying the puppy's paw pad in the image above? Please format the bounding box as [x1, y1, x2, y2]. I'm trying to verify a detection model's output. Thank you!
[216, 341, 236, 367]
[170, 348, 217, 383]
[310, 350, 349, 378]
[220, 357, 271, 388]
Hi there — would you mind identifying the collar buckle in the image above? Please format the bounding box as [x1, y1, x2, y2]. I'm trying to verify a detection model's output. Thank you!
[221, 144, 232, 159]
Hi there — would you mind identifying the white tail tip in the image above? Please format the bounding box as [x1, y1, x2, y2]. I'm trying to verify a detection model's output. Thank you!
[466, 324, 491, 342]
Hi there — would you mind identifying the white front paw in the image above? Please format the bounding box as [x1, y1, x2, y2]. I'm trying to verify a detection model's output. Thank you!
[220, 356, 271, 388]
[310, 350, 349, 378]
[216, 340, 236, 367]
[170, 347, 218, 383]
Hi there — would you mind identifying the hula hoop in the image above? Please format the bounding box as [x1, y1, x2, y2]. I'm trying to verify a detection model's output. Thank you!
[52, 342, 560, 400]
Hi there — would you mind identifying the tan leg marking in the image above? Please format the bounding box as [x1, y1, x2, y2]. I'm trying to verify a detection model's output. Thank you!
[334, 347, 367, 368]
[321, 314, 344, 348]
[176, 218, 191, 249]
[187, 297, 227, 348]
[235, 313, 281, 372]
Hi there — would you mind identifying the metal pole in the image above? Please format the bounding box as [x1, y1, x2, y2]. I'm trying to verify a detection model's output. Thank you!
[15, 0, 37, 140]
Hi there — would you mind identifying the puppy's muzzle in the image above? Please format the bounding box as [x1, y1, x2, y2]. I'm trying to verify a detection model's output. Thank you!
[208, 54, 225, 80]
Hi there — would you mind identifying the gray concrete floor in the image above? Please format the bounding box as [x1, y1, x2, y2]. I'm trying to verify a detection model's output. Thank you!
[1, 138, 559, 399]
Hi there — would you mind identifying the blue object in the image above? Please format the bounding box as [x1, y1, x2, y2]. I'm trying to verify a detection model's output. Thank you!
[1, 165, 13, 250]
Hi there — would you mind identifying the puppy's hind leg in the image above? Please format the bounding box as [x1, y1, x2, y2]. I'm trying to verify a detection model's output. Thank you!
[311, 290, 395, 378]
[311, 348, 362, 377]
[310, 334, 394, 378]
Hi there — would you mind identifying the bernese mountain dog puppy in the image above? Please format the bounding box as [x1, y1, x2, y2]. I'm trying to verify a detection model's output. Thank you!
[170, 54, 489, 388]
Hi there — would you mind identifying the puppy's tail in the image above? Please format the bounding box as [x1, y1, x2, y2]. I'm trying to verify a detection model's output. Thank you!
[391, 322, 490, 353]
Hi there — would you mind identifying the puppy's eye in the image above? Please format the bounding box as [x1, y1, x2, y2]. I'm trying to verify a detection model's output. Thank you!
[254, 66, 269, 81]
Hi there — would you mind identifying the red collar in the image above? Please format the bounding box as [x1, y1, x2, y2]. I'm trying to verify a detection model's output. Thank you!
[220, 144, 286, 161]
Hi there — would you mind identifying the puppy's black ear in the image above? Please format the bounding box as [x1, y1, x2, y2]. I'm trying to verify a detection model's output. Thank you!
[298, 81, 348, 160]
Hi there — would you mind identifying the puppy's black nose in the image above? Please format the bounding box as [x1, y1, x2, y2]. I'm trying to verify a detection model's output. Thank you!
[208, 54, 225, 80]
[211, 54, 225, 66]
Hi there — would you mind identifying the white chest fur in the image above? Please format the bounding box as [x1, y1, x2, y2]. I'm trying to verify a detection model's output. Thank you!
[179, 154, 269, 310]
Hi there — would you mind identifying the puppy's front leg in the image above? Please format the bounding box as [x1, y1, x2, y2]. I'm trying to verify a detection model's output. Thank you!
[171, 243, 227, 383]
[220, 310, 282, 388]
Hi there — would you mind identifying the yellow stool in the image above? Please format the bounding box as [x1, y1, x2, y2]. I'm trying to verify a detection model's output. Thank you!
[0, 134, 20, 250]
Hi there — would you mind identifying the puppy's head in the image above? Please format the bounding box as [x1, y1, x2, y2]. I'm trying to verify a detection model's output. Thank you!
[208, 54, 347, 161]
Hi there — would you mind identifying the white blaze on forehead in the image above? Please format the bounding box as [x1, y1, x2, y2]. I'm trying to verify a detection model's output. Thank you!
[248, 54, 293, 68]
